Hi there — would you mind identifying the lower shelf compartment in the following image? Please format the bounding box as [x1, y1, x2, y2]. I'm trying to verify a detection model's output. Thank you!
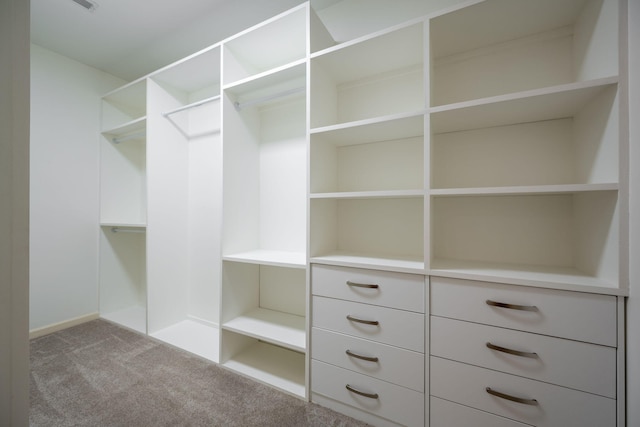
[222, 340, 306, 398]
[151, 319, 219, 363]
[101, 305, 146, 334]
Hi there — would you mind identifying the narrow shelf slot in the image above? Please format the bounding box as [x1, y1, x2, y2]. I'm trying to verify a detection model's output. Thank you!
[222, 307, 305, 352]
[222, 340, 306, 398]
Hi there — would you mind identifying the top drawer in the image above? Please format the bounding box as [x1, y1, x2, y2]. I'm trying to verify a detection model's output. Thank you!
[312, 264, 425, 313]
[431, 277, 617, 347]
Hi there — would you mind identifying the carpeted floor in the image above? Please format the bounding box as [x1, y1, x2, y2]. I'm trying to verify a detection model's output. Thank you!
[30, 319, 369, 426]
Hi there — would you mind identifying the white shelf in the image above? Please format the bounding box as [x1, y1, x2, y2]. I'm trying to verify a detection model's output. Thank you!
[101, 306, 146, 334]
[311, 252, 425, 275]
[100, 222, 147, 228]
[222, 341, 306, 398]
[222, 308, 306, 352]
[430, 77, 618, 134]
[310, 111, 425, 145]
[430, 183, 618, 197]
[101, 117, 146, 137]
[311, 190, 424, 199]
[429, 258, 623, 296]
[151, 319, 219, 363]
[223, 250, 306, 269]
[151, 45, 221, 95]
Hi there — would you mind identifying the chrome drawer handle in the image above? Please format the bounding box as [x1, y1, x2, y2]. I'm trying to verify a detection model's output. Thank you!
[346, 280, 379, 289]
[486, 299, 538, 312]
[346, 384, 379, 399]
[486, 342, 538, 359]
[486, 387, 538, 406]
[346, 315, 379, 326]
[346, 349, 379, 362]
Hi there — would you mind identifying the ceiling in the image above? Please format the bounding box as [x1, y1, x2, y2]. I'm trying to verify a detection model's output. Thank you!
[31, 0, 306, 82]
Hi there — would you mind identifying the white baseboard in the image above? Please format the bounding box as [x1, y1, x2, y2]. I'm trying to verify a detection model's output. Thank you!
[29, 312, 100, 339]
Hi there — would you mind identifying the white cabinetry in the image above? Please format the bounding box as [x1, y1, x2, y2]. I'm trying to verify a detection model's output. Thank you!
[310, 265, 426, 427]
[95, 1, 628, 425]
[430, 277, 621, 427]
[219, 4, 309, 398]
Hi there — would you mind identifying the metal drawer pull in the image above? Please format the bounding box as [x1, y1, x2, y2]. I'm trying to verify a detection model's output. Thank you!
[346, 349, 379, 362]
[346, 315, 379, 326]
[486, 299, 538, 312]
[346, 384, 379, 399]
[486, 387, 538, 406]
[486, 342, 538, 359]
[346, 280, 379, 289]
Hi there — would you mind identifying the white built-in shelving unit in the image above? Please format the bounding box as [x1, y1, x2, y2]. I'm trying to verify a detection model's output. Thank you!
[219, 4, 309, 398]
[96, 0, 628, 424]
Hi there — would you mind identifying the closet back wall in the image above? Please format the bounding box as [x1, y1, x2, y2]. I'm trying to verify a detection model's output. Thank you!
[30, 44, 126, 333]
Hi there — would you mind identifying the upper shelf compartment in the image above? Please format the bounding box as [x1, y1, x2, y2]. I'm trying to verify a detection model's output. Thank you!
[223, 4, 307, 87]
[430, 0, 618, 107]
[101, 79, 147, 131]
[310, 21, 426, 129]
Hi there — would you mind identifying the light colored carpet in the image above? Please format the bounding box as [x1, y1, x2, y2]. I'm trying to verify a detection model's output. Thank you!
[30, 319, 369, 426]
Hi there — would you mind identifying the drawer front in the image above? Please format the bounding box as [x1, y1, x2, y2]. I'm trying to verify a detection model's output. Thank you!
[312, 360, 424, 427]
[431, 316, 616, 398]
[313, 296, 425, 352]
[312, 327, 425, 392]
[430, 356, 616, 427]
[312, 264, 425, 312]
[431, 277, 617, 346]
[431, 396, 532, 427]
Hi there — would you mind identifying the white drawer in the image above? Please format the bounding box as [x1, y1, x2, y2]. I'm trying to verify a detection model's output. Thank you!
[430, 356, 616, 427]
[431, 316, 616, 398]
[312, 327, 425, 392]
[312, 264, 425, 312]
[431, 277, 617, 346]
[313, 296, 424, 352]
[312, 360, 424, 427]
[431, 396, 532, 427]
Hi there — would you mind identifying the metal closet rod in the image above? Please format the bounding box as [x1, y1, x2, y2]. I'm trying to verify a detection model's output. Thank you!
[111, 132, 145, 144]
[234, 86, 305, 111]
[110, 227, 145, 234]
[162, 94, 222, 117]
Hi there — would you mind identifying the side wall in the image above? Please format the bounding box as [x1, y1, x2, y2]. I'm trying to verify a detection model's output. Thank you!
[29, 45, 125, 333]
[627, 0, 639, 424]
[0, 0, 30, 424]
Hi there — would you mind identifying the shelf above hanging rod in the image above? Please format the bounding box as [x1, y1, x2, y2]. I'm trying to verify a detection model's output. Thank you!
[162, 94, 221, 117]
[111, 131, 146, 144]
[234, 86, 305, 111]
[110, 227, 146, 234]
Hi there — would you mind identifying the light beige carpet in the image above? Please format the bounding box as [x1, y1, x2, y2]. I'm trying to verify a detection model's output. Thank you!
[30, 319, 369, 426]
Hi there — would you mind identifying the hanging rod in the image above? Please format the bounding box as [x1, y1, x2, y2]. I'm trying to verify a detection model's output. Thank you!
[163, 95, 221, 117]
[110, 227, 145, 234]
[234, 86, 305, 111]
[111, 131, 145, 144]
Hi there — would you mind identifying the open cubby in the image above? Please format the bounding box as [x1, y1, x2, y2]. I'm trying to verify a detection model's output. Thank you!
[310, 113, 425, 194]
[310, 197, 425, 273]
[430, 190, 619, 289]
[101, 79, 147, 131]
[223, 4, 307, 87]
[310, 21, 425, 129]
[430, 0, 618, 106]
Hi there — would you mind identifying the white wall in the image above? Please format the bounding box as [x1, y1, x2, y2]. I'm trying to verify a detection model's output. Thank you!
[0, 0, 30, 423]
[30, 44, 125, 332]
[627, 0, 639, 424]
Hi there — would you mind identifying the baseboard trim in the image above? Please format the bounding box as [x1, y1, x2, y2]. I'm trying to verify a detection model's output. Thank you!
[29, 312, 100, 339]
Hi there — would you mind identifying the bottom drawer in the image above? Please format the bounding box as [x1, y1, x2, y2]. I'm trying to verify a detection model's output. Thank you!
[312, 360, 424, 427]
[430, 357, 616, 427]
[431, 396, 532, 427]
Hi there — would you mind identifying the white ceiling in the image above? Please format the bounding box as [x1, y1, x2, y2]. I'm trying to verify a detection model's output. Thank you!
[31, 0, 306, 81]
